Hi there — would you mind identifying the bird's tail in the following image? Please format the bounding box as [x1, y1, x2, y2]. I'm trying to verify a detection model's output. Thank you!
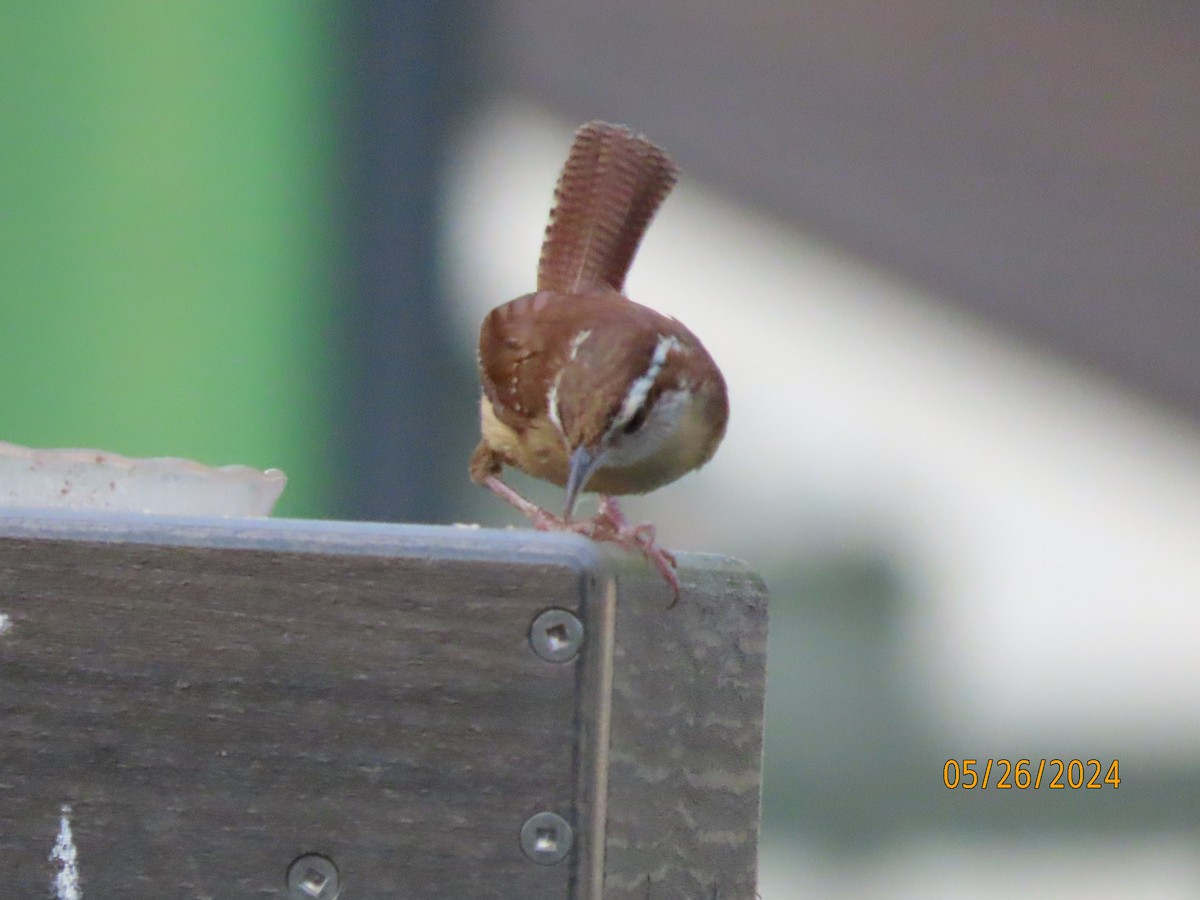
[537, 121, 678, 295]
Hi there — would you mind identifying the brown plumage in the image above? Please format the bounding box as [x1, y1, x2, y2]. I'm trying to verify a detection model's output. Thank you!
[537, 121, 678, 294]
[469, 121, 728, 605]
[472, 289, 726, 493]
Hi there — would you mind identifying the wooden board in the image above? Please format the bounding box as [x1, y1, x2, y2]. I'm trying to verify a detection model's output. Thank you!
[0, 512, 767, 898]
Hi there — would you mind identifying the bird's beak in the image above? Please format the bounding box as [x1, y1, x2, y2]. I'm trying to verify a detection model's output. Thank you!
[564, 444, 604, 520]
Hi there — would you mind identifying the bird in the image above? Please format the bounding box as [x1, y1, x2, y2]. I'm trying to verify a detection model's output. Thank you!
[469, 120, 728, 605]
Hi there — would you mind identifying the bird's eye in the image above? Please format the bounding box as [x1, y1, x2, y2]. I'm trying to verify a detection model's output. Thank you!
[621, 404, 650, 434]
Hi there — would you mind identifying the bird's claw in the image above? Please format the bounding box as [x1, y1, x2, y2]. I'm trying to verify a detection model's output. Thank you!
[592, 497, 681, 606]
[482, 477, 682, 606]
[529, 509, 567, 532]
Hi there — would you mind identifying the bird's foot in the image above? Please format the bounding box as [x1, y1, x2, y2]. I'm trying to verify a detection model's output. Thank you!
[584, 496, 681, 607]
[481, 478, 681, 606]
[480, 476, 568, 531]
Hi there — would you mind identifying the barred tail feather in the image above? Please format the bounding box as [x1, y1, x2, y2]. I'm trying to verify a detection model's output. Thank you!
[537, 121, 678, 294]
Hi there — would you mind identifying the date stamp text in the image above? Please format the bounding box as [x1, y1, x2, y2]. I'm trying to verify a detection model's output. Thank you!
[943, 758, 1120, 790]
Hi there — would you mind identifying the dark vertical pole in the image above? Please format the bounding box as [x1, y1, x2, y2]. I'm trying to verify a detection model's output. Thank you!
[333, 0, 481, 523]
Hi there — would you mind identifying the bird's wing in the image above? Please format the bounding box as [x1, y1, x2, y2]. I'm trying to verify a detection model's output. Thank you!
[477, 291, 564, 431]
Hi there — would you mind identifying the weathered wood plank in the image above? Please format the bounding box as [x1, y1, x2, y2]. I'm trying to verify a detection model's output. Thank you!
[589, 553, 769, 899]
[0, 512, 767, 898]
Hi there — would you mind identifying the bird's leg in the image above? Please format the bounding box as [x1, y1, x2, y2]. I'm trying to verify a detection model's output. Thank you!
[480, 474, 618, 540]
[480, 475, 568, 532]
[480, 476, 681, 606]
[591, 495, 681, 606]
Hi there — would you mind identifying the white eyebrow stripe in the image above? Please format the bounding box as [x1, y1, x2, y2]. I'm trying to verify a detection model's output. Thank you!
[612, 334, 681, 432]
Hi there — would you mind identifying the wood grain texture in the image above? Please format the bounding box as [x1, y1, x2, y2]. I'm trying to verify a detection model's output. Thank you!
[590, 553, 769, 899]
[0, 512, 767, 898]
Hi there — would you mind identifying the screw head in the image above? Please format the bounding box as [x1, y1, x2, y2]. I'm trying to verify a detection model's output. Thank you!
[529, 608, 584, 662]
[287, 853, 340, 900]
[520, 811, 574, 864]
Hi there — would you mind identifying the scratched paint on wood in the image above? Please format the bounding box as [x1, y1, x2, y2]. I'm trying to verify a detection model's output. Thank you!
[51, 805, 81, 900]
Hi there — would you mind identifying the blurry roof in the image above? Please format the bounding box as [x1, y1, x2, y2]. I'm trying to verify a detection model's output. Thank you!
[489, 0, 1200, 419]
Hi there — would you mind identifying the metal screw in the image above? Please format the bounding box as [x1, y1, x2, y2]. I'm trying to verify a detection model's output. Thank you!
[287, 853, 340, 900]
[520, 811, 574, 864]
[529, 608, 584, 662]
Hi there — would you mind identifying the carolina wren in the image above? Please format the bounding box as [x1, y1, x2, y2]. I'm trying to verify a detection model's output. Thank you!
[469, 121, 728, 604]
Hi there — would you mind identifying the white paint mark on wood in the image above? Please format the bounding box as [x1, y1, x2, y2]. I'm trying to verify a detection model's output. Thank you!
[0, 612, 11, 635]
[50, 804, 82, 900]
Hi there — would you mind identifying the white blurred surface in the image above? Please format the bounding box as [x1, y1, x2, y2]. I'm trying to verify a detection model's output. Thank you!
[0, 440, 286, 516]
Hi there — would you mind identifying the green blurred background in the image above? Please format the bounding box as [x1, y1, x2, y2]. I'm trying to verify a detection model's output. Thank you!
[1, 5, 336, 517]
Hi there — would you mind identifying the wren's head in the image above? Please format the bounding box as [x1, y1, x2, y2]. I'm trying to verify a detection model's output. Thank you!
[542, 291, 729, 517]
